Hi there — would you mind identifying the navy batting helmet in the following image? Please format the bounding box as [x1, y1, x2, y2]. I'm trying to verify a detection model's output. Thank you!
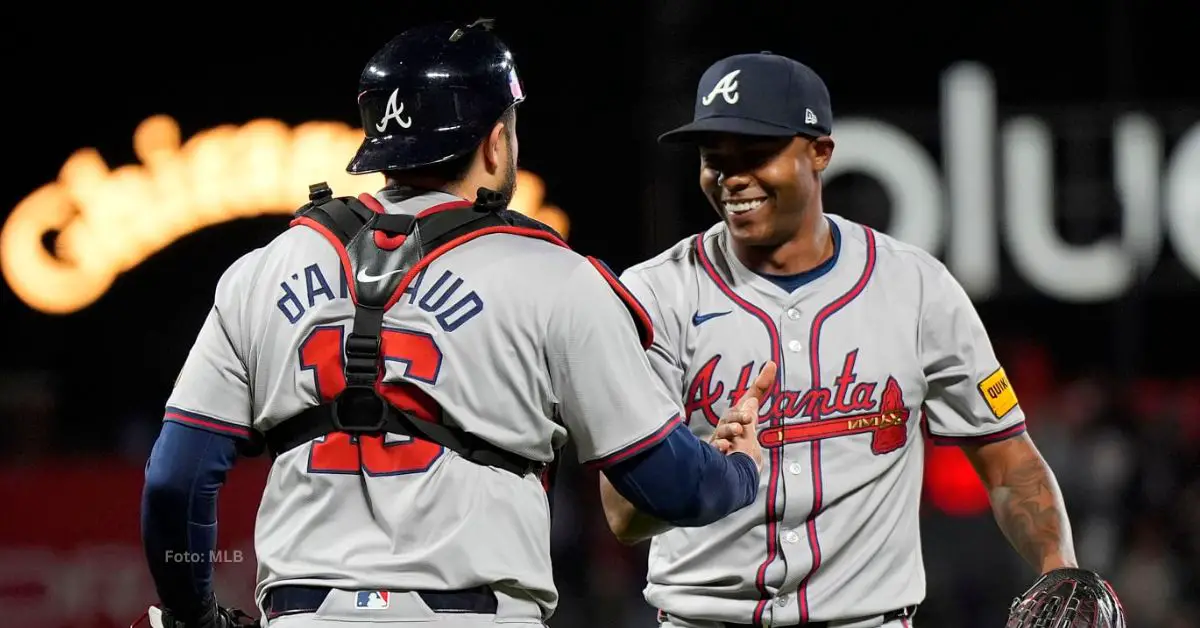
[346, 19, 525, 174]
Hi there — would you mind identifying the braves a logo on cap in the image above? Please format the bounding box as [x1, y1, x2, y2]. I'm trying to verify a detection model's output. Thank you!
[355, 590, 390, 609]
[376, 88, 413, 133]
[701, 69, 741, 106]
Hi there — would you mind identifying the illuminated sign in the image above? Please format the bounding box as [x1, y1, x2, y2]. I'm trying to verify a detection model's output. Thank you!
[0, 114, 569, 315]
[825, 62, 1200, 303]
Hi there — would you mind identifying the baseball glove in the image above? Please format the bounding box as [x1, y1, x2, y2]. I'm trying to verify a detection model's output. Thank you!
[1005, 567, 1126, 628]
[132, 600, 258, 628]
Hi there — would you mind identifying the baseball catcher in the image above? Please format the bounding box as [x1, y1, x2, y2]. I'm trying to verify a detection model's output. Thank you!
[133, 17, 766, 628]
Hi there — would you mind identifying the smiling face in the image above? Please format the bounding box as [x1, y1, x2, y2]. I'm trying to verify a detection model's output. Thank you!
[698, 133, 833, 247]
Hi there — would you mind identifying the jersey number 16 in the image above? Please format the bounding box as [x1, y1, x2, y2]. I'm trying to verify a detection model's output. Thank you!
[299, 325, 445, 476]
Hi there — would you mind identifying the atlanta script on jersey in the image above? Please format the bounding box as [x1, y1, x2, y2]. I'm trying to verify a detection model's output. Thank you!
[620, 215, 1026, 626]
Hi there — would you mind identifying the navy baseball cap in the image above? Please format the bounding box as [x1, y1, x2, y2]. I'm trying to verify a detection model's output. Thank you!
[658, 52, 832, 144]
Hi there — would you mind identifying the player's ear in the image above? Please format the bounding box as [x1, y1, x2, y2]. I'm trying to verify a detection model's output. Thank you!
[810, 136, 835, 173]
[483, 120, 506, 174]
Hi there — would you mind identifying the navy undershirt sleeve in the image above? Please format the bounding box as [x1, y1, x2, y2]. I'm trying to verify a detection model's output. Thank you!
[141, 421, 239, 620]
[603, 422, 758, 526]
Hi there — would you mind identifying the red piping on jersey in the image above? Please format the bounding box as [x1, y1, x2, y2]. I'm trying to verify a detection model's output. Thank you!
[693, 234, 784, 627]
[374, 231, 408, 250]
[386, 225, 570, 311]
[417, 198, 475, 217]
[290, 215, 361, 303]
[292, 212, 571, 311]
[928, 422, 1027, 445]
[585, 256, 655, 350]
[292, 212, 650, 346]
[355, 192, 474, 218]
[358, 194, 473, 250]
[163, 406, 252, 440]
[357, 193, 386, 213]
[794, 226, 878, 623]
[584, 414, 683, 469]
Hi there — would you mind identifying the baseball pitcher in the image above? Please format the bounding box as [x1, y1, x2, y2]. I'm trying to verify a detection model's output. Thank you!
[600, 52, 1124, 628]
[137, 22, 769, 628]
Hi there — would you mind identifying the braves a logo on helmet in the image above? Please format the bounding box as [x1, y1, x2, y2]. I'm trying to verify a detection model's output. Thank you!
[376, 88, 413, 132]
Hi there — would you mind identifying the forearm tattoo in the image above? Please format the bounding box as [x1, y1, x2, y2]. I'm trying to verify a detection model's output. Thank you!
[991, 453, 1073, 572]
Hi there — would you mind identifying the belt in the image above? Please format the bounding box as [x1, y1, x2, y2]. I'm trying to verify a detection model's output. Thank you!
[266, 585, 498, 619]
[660, 605, 918, 628]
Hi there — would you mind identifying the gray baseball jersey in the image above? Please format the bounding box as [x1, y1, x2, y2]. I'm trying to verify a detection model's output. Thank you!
[620, 215, 1025, 626]
[163, 189, 684, 622]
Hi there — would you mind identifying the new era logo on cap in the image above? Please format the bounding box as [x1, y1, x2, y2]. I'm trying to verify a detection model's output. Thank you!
[659, 51, 833, 144]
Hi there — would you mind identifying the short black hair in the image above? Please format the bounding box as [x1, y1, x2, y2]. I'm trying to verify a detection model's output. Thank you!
[385, 108, 516, 185]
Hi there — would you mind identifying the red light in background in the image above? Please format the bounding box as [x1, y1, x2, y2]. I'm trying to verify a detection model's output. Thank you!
[924, 440, 991, 517]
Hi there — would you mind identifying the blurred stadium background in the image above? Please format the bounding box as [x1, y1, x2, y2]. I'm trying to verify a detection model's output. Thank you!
[1, 3, 1197, 627]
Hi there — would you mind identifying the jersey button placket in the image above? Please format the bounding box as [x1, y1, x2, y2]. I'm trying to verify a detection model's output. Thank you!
[777, 304, 810, 623]
[785, 306, 804, 353]
[777, 306, 806, 624]
[763, 593, 790, 627]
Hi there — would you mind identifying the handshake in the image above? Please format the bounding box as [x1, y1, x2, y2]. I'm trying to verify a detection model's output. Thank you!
[709, 361, 776, 471]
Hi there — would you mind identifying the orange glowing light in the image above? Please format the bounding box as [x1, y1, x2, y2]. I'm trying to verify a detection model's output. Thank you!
[1, 114, 570, 315]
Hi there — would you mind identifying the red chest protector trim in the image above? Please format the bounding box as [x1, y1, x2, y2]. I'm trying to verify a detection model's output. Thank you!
[259, 182, 651, 479]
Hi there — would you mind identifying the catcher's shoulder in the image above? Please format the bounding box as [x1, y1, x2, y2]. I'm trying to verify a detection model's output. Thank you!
[620, 229, 710, 283]
[616, 229, 715, 312]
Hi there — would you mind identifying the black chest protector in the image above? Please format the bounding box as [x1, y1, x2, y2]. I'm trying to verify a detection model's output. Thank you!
[260, 183, 569, 478]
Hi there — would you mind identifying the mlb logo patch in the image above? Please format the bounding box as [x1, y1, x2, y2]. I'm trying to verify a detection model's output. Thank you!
[355, 590, 390, 609]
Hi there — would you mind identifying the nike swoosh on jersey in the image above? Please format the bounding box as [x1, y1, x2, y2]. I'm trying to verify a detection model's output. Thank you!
[357, 268, 404, 283]
[692, 310, 732, 326]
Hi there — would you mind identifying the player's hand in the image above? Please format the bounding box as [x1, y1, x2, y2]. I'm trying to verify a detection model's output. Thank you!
[139, 601, 257, 628]
[711, 361, 775, 471]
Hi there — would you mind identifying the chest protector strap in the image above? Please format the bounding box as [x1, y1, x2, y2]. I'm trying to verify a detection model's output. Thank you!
[261, 183, 571, 477]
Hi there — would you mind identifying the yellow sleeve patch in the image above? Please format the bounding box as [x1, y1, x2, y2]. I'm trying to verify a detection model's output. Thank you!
[977, 367, 1019, 419]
